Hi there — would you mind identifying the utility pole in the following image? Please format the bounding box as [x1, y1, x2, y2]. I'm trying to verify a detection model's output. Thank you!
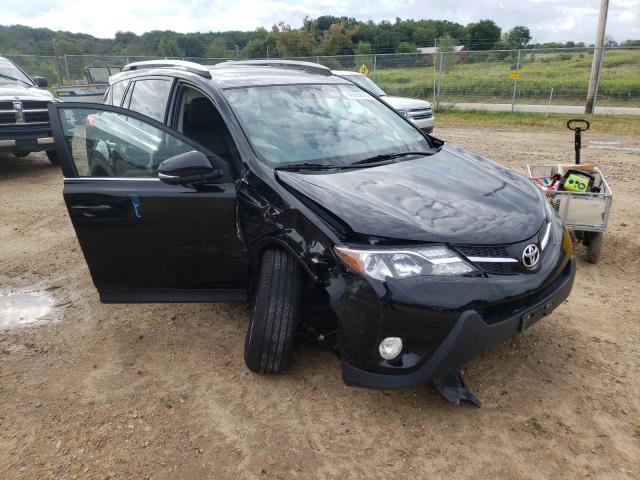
[511, 49, 521, 112]
[51, 39, 64, 85]
[63, 54, 70, 82]
[585, 0, 609, 113]
[432, 37, 437, 104]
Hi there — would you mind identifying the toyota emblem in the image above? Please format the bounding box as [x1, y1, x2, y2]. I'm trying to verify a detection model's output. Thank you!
[522, 244, 540, 269]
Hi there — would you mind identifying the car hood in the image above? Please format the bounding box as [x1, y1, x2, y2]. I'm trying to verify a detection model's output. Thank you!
[381, 95, 432, 111]
[277, 143, 546, 245]
[0, 84, 54, 102]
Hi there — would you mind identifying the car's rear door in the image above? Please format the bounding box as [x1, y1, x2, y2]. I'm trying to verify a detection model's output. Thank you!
[48, 102, 249, 303]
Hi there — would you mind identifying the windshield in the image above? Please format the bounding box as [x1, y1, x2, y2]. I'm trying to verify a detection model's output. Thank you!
[224, 84, 430, 166]
[0, 58, 33, 86]
[342, 74, 386, 97]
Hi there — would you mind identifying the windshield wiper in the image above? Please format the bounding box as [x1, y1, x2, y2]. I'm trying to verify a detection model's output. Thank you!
[275, 162, 341, 172]
[275, 150, 437, 172]
[0, 73, 31, 86]
[350, 150, 435, 166]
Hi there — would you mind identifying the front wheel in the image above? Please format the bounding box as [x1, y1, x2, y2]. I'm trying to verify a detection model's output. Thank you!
[46, 150, 59, 166]
[244, 248, 303, 374]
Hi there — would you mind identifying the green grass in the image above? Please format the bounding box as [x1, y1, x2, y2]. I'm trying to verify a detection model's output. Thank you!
[435, 110, 640, 137]
[373, 49, 640, 107]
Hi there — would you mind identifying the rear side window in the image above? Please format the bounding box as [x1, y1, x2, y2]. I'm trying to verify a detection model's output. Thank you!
[127, 79, 172, 122]
[111, 80, 129, 106]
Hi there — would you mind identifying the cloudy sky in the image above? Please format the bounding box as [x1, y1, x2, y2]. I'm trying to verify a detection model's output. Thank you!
[3, 0, 639, 42]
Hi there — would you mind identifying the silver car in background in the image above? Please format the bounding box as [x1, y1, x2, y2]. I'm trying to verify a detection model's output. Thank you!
[333, 70, 435, 133]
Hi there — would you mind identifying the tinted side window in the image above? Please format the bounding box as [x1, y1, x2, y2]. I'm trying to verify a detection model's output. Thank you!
[111, 80, 129, 107]
[128, 79, 172, 122]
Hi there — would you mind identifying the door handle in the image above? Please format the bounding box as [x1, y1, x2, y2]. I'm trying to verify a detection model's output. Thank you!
[72, 204, 112, 212]
[71, 204, 113, 217]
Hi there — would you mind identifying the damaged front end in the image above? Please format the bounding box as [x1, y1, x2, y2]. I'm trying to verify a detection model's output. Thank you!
[237, 159, 575, 406]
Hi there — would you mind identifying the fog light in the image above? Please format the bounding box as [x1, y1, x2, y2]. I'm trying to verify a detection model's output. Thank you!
[379, 337, 403, 360]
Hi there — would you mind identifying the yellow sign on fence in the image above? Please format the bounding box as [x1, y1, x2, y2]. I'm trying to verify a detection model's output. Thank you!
[509, 70, 521, 80]
[358, 64, 369, 76]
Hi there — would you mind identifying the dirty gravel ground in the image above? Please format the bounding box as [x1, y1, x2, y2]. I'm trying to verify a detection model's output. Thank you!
[1, 126, 639, 479]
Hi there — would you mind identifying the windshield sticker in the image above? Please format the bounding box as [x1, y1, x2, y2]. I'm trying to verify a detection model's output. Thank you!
[342, 90, 373, 100]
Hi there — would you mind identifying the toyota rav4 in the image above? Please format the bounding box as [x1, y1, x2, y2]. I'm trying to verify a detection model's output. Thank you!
[47, 59, 575, 394]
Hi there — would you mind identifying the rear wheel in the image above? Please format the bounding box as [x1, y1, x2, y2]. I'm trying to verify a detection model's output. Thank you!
[586, 232, 603, 264]
[244, 248, 303, 374]
[46, 150, 59, 166]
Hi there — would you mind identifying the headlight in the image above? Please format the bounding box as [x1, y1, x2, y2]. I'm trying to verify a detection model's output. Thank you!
[397, 110, 409, 117]
[545, 198, 557, 221]
[542, 200, 557, 251]
[334, 245, 478, 280]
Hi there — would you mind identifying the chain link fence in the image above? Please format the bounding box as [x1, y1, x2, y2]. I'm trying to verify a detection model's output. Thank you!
[4, 47, 639, 110]
[290, 47, 639, 109]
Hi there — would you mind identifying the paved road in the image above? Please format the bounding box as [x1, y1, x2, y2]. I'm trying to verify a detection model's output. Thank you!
[448, 102, 640, 116]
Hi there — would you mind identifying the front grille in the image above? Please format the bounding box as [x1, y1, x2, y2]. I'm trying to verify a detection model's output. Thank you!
[24, 110, 49, 123]
[472, 263, 569, 324]
[455, 245, 517, 275]
[481, 263, 519, 275]
[0, 111, 15, 124]
[21, 101, 48, 109]
[456, 245, 509, 258]
[0, 101, 50, 126]
[408, 108, 433, 120]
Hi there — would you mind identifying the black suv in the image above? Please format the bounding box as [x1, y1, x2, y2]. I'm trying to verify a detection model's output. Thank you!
[48, 60, 575, 390]
[0, 56, 58, 164]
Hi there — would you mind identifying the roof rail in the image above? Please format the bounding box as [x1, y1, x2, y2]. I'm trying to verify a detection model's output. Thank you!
[213, 59, 331, 76]
[122, 60, 211, 79]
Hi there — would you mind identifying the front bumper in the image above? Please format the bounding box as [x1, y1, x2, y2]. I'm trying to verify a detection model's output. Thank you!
[331, 220, 575, 389]
[341, 256, 575, 388]
[0, 126, 55, 154]
[409, 115, 435, 131]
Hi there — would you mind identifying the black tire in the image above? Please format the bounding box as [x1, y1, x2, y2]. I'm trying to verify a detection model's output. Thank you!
[46, 150, 59, 166]
[586, 232, 603, 264]
[244, 248, 303, 374]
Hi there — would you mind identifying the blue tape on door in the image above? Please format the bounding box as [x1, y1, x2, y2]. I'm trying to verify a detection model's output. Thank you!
[129, 193, 142, 219]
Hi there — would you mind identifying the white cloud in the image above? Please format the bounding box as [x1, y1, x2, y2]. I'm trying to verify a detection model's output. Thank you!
[1, 0, 638, 42]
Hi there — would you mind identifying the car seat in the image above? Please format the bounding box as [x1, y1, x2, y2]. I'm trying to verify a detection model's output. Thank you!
[183, 97, 235, 162]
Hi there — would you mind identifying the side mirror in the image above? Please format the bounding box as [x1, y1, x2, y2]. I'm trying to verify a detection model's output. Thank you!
[158, 150, 222, 185]
[33, 76, 48, 88]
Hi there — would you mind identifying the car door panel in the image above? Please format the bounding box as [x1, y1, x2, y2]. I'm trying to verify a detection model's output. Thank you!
[49, 102, 249, 302]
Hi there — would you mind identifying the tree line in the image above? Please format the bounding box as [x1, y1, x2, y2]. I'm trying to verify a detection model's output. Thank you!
[1, 17, 638, 60]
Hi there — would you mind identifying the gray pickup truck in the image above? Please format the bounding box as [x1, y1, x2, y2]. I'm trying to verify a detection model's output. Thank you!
[0, 56, 58, 165]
